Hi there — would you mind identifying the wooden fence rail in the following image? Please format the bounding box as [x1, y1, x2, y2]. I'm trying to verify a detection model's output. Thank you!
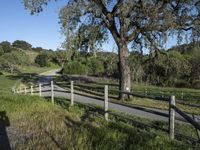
[168, 95, 200, 141]
[15, 81, 200, 142]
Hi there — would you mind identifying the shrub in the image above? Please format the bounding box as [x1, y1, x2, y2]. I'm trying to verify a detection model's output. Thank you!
[63, 61, 88, 75]
[192, 80, 200, 89]
[35, 53, 49, 67]
[174, 80, 190, 88]
[0, 41, 12, 53]
[0, 72, 3, 75]
[87, 58, 104, 76]
[12, 40, 32, 50]
[0, 46, 4, 56]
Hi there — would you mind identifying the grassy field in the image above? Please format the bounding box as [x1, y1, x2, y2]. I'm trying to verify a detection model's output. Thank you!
[60, 75, 200, 102]
[0, 75, 199, 149]
[59, 74, 200, 112]
[20, 64, 59, 74]
[53, 75, 200, 115]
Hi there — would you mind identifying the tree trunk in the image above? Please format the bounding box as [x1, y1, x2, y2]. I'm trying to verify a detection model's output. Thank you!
[118, 43, 131, 100]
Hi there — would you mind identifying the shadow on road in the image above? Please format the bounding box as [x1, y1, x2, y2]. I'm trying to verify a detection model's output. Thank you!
[0, 111, 11, 150]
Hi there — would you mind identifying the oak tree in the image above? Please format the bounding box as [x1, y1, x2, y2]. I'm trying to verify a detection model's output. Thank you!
[24, 0, 200, 99]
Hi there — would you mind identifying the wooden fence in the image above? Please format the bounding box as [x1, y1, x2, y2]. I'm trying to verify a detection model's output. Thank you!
[14, 80, 200, 142]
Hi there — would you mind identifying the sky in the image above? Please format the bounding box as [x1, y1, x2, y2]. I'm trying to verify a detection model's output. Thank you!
[0, 0, 66, 50]
[0, 1, 180, 52]
[0, 0, 115, 51]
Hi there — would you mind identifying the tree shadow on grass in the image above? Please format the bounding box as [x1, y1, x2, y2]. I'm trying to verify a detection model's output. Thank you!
[62, 75, 119, 87]
[6, 73, 40, 84]
[0, 111, 11, 150]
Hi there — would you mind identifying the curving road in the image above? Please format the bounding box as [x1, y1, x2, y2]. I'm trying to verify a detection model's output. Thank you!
[35, 70, 200, 124]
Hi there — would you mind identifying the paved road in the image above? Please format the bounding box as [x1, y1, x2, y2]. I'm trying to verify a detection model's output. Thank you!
[34, 71, 200, 124]
[37, 69, 61, 84]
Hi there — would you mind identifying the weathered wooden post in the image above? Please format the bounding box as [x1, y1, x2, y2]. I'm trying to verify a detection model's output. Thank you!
[39, 83, 42, 97]
[31, 86, 33, 95]
[145, 89, 147, 96]
[20, 87, 22, 94]
[161, 90, 164, 98]
[169, 95, 175, 140]
[70, 81, 74, 106]
[181, 92, 184, 99]
[104, 85, 109, 121]
[51, 81, 54, 104]
[24, 87, 27, 94]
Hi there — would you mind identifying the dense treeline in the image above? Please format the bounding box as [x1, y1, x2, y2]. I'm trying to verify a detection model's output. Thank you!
[62, 42, 200, 89]
[0, 40, 199, 89]
[0, 40, 62, 73]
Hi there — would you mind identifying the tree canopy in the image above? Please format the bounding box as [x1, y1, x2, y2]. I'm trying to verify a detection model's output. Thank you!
[24, 0, 200, 99]
[12, 40, 32, 50]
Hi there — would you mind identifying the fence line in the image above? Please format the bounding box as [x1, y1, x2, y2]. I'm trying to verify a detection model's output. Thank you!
[15, 81, 200, 142]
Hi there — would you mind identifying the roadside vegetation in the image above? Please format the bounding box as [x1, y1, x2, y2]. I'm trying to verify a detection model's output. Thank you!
[0, 75, 199, 149]
[60, 42, 200, 90]
[0, 40, 61, 74]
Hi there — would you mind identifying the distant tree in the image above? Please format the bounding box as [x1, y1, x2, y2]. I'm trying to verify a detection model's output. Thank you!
[12, 40, 32, 50]
[0, 46, 4, 56]
[35, 53, 49, 67]
[191, 47, 200, 80]
[129, 52, 144, 83]
[63, 61, 88, 75]
[32, 47, 44, 52]
[0, 41, 12, 53]
[167, 51, 191, 85]
[0, 51, 27, 73]
[144, 51, 191, 86]
[55, 50, 71, 68]
[87, 57, 105, 76]
[24, 0, 200, 100]
[103, 52, 118, 77]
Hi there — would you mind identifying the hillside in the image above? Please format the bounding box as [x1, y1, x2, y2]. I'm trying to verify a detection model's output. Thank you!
[0, 40, 60, 74]
[168, 41, 200, 54]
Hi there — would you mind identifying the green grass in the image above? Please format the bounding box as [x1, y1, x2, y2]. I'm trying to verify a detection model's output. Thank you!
[0, 94, 198, 149]
[20, 65, 59, 74]
[53, 76, 200, 115]
[61, 75, 200, 103]
[0, 75, 16, 92]
[127, 96, 200, 115]
[1, 75, 199, 149]
[132, 84, 200, 103]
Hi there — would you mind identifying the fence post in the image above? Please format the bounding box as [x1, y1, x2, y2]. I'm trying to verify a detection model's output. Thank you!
[31, 86, 33, 95]
[145, 89, 147, 96]
[161, 90, 164, 98]
[104, 85, 109, 121]
[181, 92, 184, 99]
[24, 87, 27, 94]
[51, 81, 54, 104]
[70, 81, 74, 106]
[39, 83, 42, 97]
[169, 95, 175, 140]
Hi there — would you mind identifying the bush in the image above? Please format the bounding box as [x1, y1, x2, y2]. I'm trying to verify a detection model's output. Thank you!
[87, 58, 104, 76]
[0, 72, 3, 75]
[63, 61, 88, 75]
[12, 40, 32, 50]
[174, 80, 190, 88]
[35, 53, 49, 67]
[192, 80, 200, 89]
[0, 46, 4, 56]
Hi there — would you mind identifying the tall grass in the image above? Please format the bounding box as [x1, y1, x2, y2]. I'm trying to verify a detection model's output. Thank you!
[0, 75, 199, 149]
